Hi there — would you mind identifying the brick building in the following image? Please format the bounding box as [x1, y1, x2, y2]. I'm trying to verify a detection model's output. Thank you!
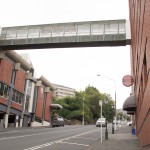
[0, 51, 57, 128]
[0, 50, 34, 128]
[123, 0, 150, 147]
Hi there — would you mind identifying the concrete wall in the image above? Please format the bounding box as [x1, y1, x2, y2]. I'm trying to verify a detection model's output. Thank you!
[32, 121, 50, 127]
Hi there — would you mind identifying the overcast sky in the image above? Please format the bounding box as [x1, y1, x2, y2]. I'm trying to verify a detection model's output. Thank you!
[0, 0, 131, 109]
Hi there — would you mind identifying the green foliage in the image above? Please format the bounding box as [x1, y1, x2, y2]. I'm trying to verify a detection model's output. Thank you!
[53, 85, 116, 124]
[117, 112, 130, 121]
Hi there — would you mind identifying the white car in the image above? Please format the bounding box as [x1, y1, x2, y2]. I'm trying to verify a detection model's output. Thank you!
[96, 118, 106, 127]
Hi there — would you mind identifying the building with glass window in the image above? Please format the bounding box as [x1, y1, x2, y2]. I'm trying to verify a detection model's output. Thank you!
[0, 50, 34, 128]
[52, 83, 75, 99]
[0, 51, 56, 128]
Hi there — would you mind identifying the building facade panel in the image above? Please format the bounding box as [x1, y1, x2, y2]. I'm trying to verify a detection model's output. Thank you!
[44, 92, 51, 122]
[35, 87, 44, 119]
[11, 101, 22, 111]
[14, 70, 26, 93]
[0, 60, 13, 85]
[0, 97, 8, 105]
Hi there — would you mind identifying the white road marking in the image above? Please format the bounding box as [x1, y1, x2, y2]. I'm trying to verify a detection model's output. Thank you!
[0, 127, 91, 141]
[24, 129, 99, 150]
[59, 141, 89, 146]
[72, 137, 98, 140]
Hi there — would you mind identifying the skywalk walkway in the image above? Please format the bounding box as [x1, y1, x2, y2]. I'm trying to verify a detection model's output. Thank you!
[0, 19, 130, 50]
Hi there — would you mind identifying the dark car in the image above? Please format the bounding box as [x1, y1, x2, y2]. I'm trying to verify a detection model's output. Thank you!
[51, 117, 65, 127]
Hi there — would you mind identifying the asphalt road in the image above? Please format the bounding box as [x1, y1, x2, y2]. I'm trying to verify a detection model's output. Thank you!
[0, 124, 113, 150]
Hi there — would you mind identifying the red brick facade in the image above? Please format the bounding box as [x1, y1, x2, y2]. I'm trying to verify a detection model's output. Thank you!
[0, 97, 8, 105]
[35, 87, 44, 119]
[44, 92, 52, 122]
[129, 0, 150, 146]
[0, 58, 26, 113]
[11, 101, 22, 111]
[14, 70, 26, 93]
[0, 60, 13, 85]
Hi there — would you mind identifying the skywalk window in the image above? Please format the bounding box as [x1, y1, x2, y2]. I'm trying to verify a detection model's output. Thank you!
[28, 28, 40, 38]
[40, 27, 52, 37]
[91, 24, 104, 35]
[52, 26, 64, 37]
[105, 23, 118, 34]
[17, 28, 28, 39]
[77, 24, 90, 35]
[119, 23, 125, 34]
[64, 25, 77, 36]
[6, 29, 17, 39]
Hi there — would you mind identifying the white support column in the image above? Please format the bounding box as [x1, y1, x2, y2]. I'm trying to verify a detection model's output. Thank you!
[4, 113, 8, 128]
[19, 118, 23, 127]
[15, 115, 19, 128]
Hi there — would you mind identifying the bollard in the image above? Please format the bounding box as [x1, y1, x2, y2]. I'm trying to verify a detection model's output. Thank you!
[112, 123, 114, 134]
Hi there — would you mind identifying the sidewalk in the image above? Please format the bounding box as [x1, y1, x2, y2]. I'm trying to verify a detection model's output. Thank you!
[89, 125, 143, 150]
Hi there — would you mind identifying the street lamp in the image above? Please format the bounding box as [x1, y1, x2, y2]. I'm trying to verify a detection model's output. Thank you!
[112, 105, 115, 134]
[99, 100, 103, 143]
[82, 98, 84, 126]
[105, 96, 108, 140]
[97, 74, 117, 131]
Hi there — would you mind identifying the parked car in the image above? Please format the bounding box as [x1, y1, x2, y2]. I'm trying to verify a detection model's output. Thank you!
[113, 120, 119, 124]
[127, 121, 132, 126]
[96, 118, 106, 127]
[51, 117, 65, 127]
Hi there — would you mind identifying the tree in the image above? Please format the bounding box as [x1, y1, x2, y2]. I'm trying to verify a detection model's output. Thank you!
[53, 85, 115, 124]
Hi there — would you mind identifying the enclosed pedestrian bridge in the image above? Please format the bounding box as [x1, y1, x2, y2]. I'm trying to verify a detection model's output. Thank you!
[0, 19, 130, 50]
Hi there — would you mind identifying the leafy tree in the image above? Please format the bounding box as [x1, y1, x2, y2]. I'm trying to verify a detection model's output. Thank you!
[53, 85, 115, 124]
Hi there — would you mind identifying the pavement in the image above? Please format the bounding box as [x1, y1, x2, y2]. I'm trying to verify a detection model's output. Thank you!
[89, 125, 144, 150]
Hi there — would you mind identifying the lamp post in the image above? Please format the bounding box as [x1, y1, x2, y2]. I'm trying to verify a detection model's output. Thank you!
[99, 100, 103, 143]
[97, 74, 117, 131]
[112, 105, 115, 134]
[105, 96, 108, 140]
[82, 98, 84, 126]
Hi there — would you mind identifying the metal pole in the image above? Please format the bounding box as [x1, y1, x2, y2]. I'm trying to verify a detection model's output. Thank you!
[99, 100, 102, 143]
[105, 97, 108, 140]
[101, 103, 102, 142]
[114, 88, 117, 131]
[82, 98, 84, 125]
[112, 106, 114, 134]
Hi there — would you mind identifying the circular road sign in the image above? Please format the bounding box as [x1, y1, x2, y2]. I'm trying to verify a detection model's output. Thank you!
[122, 75, 134, 87]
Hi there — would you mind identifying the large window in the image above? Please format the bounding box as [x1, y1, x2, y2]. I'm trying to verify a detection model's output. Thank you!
[0, 82, 10, 99]
[12, 89, 24, 105]
[25, 95, 30, 111]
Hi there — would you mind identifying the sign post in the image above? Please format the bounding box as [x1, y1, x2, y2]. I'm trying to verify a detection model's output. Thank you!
[99, 100, 103, 143]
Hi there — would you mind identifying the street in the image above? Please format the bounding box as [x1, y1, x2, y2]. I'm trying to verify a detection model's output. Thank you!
[0, 124, 113, 150]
